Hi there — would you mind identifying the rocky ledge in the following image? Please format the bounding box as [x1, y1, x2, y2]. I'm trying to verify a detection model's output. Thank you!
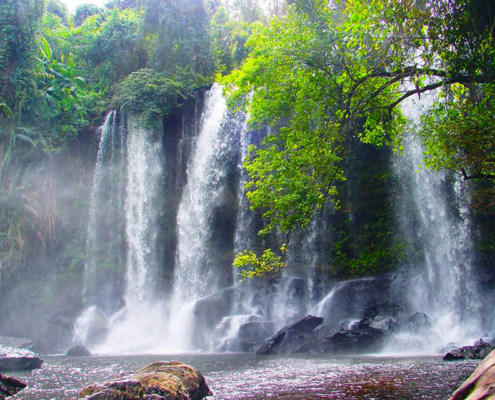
[78, 361, 212, 400]
[256, 314, 398, 355]
[0, 374, 27, 399]
[448, 349, 495, 400]
[444, 340, 495, 361]
[0, 345, 43, 372]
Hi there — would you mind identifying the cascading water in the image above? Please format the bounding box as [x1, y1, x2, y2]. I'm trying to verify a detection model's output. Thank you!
[74, 113, 167, 353]
[73, 85, 488, 356]
[166, 84, 245, 351]
[390, 92, 482, 351]
[74, 111, 125, 345]
[96, 115, 166, 354]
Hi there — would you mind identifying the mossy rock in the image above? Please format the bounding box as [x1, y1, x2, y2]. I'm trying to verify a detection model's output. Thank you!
[78, 361, 212, 400]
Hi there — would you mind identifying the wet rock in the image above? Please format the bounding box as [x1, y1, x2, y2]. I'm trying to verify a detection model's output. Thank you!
[256, 315, 324, 355]
[67, 345, 92, 357]
[193, 288, 235, 349]
[448, 349, 495, 400]
[78, 361, 212, 400]
[0, 336, 48, 356]
[438, 342, 460, 355]
[357, 316, 398, 333]
[322, 315, 397, 353]
[405, 312, 432, 333]
[444, 340, 495, 361]
[0, 345, 44, 372]
[0, 373, 27, 398]
[282, 315, 324, 333]
[237, 321, 277, 352]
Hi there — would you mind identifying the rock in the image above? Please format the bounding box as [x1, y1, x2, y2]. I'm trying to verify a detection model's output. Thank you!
[0, 336, 48, 356]
[78, 361, 212, 400]
[193, 288, 235, 349]
[323, 326, 385, 353]
[0, 345, 43, 372]
[357, 316, 399, 333]
[256, 315, 324, 355]
[405, 312, 432, 333]
[67, 345, 92, 357]
[237, 321, 277, 352]
[281, 315, 324, 333]
[322, 315, 397, 353]
[438, 342, 460, 355]
[448, 349, 495, 400]
[0, 374, 27, 398]
[444, 340, 495, 361]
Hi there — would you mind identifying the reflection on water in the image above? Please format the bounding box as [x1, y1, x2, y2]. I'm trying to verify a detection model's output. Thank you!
[11, 354, 477, 400]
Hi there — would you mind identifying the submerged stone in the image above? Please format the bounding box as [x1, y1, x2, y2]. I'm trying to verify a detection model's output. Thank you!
[0, 345, 43, 372]
[78, 361, 212, 400]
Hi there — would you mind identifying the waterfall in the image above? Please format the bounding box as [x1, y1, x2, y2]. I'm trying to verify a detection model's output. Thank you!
[392, 92, 481, 350]
[74, 113, 167, 353]
[166, 84, 245, 351]
[124, 115, 163, 305]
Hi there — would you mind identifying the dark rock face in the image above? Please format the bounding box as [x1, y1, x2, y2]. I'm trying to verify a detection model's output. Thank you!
[0, 374, 27, 399]
[193, 288, 235, 349]
[256, 315, 324, 355]
[237, 321, 277, 352]
[78, 361, 212, 400]
[443, 340, 495, 361]
[67, 345, 92, 357]
[405, 312, 432, 333]
[256, 314, 400, 355]
[0, 345, 43, 372]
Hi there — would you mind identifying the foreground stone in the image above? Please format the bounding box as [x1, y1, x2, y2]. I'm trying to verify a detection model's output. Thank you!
[0, 374, 27, 399]
[78, 361, 212, 400]
[448, 349, 495, 400]
[67, 345, 92, 357]
[444, 341, 495, 361]
[256, 315, 324, 355]
[0, 345, 43, 372]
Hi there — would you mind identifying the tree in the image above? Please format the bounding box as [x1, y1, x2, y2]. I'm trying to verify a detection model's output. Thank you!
[74, 3, 102, 26]
[223, 0, 495, 273]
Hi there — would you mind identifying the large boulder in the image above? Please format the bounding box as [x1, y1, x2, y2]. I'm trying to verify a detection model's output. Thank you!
[444, 340, 495, 361]
[322, 315, 397, 353]
[256, 315, 324, 355]
[0, 374, 27, 399]
[67, 345, 92, 357]
[192, 288, 235, 349]
[448, 349, 495, 400]
[0, 345, 43, 372]
[237, 321, 277, 352]
[78, 361, 212, 400]
[405, 312, 432, 334]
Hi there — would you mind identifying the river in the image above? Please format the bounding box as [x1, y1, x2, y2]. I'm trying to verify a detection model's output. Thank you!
[11, 353, 477, 399]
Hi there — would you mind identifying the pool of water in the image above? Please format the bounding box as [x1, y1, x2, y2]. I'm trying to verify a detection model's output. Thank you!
[10, 353, 478, 399]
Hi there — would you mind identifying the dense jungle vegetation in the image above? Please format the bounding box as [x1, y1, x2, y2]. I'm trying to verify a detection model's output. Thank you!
[0, 0, 494, 284]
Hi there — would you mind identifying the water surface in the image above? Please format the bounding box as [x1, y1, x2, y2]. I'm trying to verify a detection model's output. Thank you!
[11, 353, 477, 399]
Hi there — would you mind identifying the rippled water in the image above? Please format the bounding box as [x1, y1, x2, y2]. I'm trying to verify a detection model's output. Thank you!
[11, 354, 477, 399]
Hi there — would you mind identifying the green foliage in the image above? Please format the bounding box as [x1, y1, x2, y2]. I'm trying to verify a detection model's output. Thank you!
[74, 3, 102, 26]
[233, 244, 288, 280]
[143, 0, 215, 80]
[222, 0, 495, 276]
[113, 68, 190, 123]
